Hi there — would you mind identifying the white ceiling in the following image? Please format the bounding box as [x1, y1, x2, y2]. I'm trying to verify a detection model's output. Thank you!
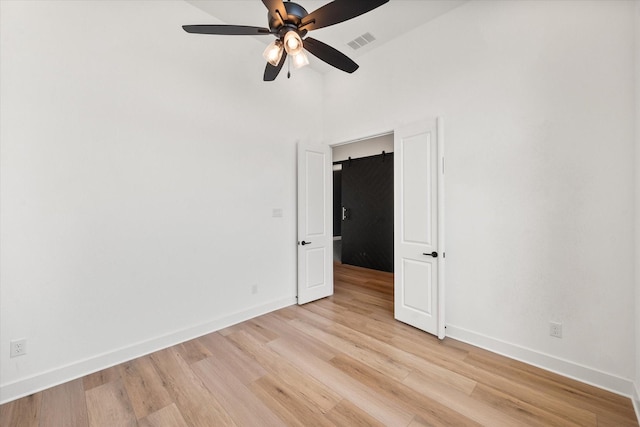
[184, 0, 467, 74]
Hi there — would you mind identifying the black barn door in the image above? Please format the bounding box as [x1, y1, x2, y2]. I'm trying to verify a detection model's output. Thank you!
[341, 153, 394, 272]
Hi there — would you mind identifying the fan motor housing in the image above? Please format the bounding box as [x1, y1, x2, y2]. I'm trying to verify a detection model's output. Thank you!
[268, 2, 308, 32]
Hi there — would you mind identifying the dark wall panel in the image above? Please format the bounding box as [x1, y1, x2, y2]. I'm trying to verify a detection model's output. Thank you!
[341, 154, 393, 272]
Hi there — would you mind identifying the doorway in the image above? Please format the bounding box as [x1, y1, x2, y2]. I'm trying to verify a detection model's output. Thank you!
[298, 119, 444, 338]
[332, 133, 395, 274]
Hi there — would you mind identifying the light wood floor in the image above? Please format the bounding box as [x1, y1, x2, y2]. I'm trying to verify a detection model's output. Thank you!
[1, 262, 637, 426]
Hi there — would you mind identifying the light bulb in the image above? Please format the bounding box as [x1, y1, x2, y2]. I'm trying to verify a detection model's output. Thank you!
[292, 50, 309, 69]
[262, 40, 283, 66]
[284, 31, 304, 56]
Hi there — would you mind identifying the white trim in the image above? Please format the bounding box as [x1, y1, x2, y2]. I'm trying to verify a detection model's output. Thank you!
[633, 382, 640, 422]
[446, 324, 636, 398]
[436, 117, 446, 340]
[329, 130, 394, 148]
[0, 297, 296, 405]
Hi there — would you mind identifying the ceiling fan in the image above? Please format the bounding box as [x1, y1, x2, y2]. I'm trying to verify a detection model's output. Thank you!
[182, 0, 389, 81]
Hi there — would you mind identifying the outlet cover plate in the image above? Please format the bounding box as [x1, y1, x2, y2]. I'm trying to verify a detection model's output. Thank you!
[10, 339, 27, 358]
[549, 322, 562, 338]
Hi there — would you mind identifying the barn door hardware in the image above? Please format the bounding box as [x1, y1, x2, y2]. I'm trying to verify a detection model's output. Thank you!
[342, 207, 350, 220]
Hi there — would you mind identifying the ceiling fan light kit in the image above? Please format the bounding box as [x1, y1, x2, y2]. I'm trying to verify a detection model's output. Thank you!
[182, 0, 390, 81]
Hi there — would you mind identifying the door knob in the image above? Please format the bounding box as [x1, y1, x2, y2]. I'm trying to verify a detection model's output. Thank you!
[300, 241, 312, 246]
[423, 251, 438, 258]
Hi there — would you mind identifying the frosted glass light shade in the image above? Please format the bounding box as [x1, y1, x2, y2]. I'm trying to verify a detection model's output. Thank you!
[292, 50, 309, 69]
[284, 31, 304, 56]
[263, 40, 283, 66]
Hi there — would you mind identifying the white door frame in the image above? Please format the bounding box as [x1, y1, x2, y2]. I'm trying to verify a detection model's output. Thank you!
[436, 118, 446, 339]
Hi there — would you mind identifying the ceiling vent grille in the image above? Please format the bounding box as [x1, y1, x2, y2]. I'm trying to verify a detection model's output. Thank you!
[347, 32, 376, 50]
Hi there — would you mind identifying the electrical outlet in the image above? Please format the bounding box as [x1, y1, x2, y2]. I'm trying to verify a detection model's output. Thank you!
[10, 339, 27, 358]
[549, 322, 562, 338]
[252, 285, 258, 295]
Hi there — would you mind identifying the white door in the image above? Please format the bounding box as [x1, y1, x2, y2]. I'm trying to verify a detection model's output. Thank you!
[297, 142, 333, 304]
[394, 119, 445, 338]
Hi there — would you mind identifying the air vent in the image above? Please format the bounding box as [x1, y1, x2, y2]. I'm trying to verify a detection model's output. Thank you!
[347, 32, 376, 50]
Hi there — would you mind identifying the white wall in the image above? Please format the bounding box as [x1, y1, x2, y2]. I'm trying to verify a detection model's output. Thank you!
[324, 0, 637, 394]
[0, 0, 323, 402]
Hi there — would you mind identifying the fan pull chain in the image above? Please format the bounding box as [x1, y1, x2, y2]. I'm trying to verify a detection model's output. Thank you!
[287, 56, 291, 79]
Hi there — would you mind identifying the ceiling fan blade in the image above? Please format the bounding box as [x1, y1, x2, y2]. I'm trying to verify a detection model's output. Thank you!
[182, 25, 271, 36]
[303, 37, 359, 73]
[264, 51, 288, 81]
[262, 0, 288, 26]
[300, 0, 389, 32]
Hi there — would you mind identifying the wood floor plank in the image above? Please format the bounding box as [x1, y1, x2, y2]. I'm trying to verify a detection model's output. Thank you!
[335, 276, 393, 297]
[334, 286, 393, 312]
[149, 347, 237, 426]
[138, 403, 189, 427]
[597, 413, 640, 427]
[197, 331, 267, 385]
[249, 374, 336, 427]
[219, 319, 279, 343]
[191, 355, 286, 426]
[328, 297, 375, 316]
[175, 337, 213, 365]
[40, 379, 88, 427]
[288, 316, 412, 382]
[289, 309, 476, 394]
[0, 392, 42, 427]
[119, 355, 173, 420]
[303, 298, 361, 326]
[227, 329, 342, 413]
[252, 312, 338, 361]
[82, 365, 121, 391]
[306, 297, 464, 353]
[329, 352, 483, 427]
[469, 383, 592, 427]
[307, 297, 469, 363]
[403, 369, 539, 427]
[325, 399, 387, 427]
[85, 379, 137, 427]
[268, 336, 415, 426]
[269, 304, 299, 320]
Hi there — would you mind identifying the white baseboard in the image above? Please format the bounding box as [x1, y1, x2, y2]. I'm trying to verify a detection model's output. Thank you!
[0, 296, 296, 405]
[446, 324, 635, 398]
[633, 382, 640, 423]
